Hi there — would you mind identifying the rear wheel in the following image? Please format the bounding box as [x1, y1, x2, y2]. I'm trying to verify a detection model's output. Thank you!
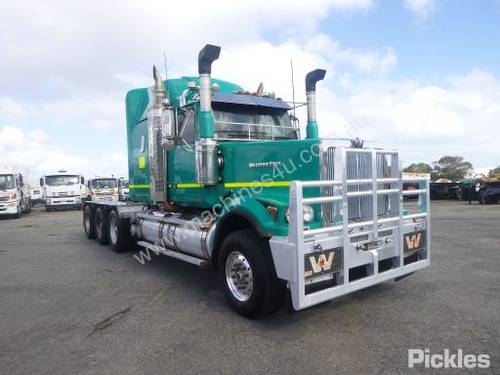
[95, 207, 109, 245]
[83, 205, 96, 239]
[218, 230, 286, 319]
[108, 210, 131, 253]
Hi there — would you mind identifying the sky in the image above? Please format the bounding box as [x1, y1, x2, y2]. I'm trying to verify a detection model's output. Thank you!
[1, 0, 499, 183]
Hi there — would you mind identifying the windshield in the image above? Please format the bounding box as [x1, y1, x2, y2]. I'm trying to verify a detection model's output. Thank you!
[92, 179, 117, 189]
[0, 174, 15, 190]
[213, 104, 297, 140]
[45, 175, 79, 186]
[122, 181, 129, 188]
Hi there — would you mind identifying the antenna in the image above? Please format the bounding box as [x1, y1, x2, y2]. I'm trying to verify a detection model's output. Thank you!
[163, 51, 168, 81]
[290, 59, 296, 120]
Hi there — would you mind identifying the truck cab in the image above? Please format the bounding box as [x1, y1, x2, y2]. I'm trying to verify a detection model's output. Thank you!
[82, 44, 430, 318]
[40, 171, 85, 211]
[0, 172, 31, 218]
[87, 177, 119, 203]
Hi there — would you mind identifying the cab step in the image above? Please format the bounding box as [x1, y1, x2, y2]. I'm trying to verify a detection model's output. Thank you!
[137, 241, 209, 268]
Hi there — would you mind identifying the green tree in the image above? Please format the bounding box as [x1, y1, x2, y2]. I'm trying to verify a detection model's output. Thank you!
[432, 156, 473, 181]
[403, 162, 433, 174]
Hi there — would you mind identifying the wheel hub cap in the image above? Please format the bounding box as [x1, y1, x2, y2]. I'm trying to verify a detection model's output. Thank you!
[225, 251, 254, 302]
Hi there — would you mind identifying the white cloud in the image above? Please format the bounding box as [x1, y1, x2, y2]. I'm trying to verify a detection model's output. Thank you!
[315, 69, 500, 169]
[308, 35, 398, 75]
[404, 0, 438, 20]
[0, 125, 128, 184]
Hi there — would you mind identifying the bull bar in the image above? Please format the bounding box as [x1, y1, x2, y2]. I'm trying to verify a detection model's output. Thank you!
[270, 147, 431, 310]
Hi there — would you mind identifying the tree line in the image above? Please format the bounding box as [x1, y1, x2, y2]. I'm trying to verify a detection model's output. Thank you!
[403, 156, 500, 181]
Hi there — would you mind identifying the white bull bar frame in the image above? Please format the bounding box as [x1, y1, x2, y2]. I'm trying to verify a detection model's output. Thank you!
[270, 148, 431, 310]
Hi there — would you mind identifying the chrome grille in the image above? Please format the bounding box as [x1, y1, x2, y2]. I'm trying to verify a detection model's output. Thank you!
[0, 196, 10, 202]
[322, 146, 395, 224]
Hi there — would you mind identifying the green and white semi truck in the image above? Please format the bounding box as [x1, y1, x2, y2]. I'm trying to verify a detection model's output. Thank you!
[82, 44, 430, 318]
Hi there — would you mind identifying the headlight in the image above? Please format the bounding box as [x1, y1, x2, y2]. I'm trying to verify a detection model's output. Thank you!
[285, 205, 314, 223]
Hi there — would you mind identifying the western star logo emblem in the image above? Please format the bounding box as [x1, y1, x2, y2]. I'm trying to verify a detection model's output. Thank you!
[404, 230, 426, 253]
[248, 161, 282, 168]
[304, 249, 341, 278]
[405, 233, 422, 250]
[310, 252, 335, 273]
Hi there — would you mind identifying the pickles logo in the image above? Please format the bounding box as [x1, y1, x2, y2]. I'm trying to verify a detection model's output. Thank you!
[405, 232, 422, 250]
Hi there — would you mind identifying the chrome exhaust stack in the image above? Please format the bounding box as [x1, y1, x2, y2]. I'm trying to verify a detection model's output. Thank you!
[305, 69, 326, 139]
[195, 44, 221, 185]
[148, 66, 172, 203]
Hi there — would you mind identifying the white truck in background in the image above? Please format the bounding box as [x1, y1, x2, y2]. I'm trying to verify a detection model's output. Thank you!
[30, 187, 44, 206]
[0, 171, 32, 218]
[118, 178, 129, 201]
[40, 170, 85, 211]
[86, 177, 119, 203]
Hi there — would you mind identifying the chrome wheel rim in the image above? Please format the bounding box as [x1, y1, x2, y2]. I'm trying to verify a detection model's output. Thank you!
[109, 215, 118, 244]
[225, 251, 254, 302]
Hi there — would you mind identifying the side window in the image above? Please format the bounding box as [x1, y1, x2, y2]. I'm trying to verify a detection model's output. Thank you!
[178, 109, 195, 145]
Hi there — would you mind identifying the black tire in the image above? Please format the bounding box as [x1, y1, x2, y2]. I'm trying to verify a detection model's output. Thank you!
[26, 199, 32, 213]
[218, 229, 286, 319]
[479, 192, 486, 205]
[14, 203, 22, 219]
[108, 210, 131, 253]
[95, 207, 109, 245]
[83, 205, 96, 239]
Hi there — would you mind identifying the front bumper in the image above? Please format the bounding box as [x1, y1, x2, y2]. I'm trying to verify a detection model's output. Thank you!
[0, 201, 19, 215]
[45, 196, 81, 208]
[270, 218, 430, 310]
[93, 195, 119, 202]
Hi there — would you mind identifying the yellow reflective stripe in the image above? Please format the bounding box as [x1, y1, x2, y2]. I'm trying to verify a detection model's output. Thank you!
[175, 183, 204, 188]
[129, 184, 150, 188]
[138, 156, 146, 169]
[224, 181, 290, 188]
[132, 182, 291, 189]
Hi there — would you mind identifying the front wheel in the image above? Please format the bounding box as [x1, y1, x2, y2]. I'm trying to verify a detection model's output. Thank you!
[25, 199, 32, 213]
[218, 230, 286, 319]
[14, 203, 22, 219]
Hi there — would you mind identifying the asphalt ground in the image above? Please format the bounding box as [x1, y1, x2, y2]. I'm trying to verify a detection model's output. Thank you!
[0, 201, 499, 374]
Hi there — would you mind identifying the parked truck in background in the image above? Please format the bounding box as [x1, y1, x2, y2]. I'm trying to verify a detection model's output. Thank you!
[82, 44, 430, 318]
[0, 171, 31, 218]
[118, 179, 129, 201]
[30, 186, 44, 206]
[40, 171, 85, 211]
[86, 177, 120, 203]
